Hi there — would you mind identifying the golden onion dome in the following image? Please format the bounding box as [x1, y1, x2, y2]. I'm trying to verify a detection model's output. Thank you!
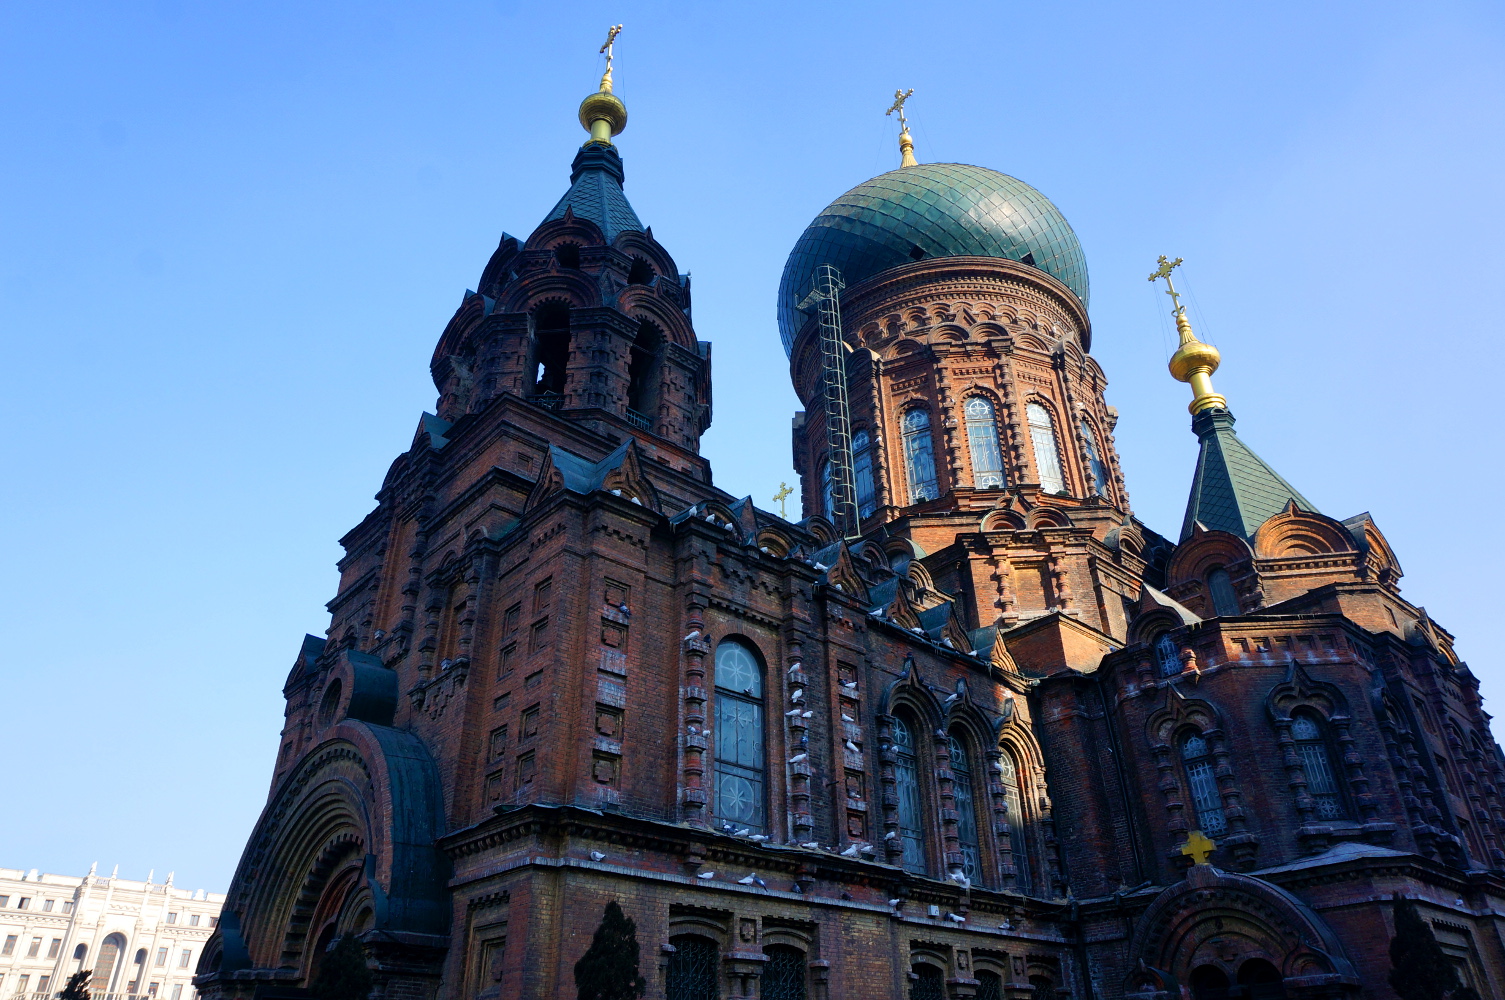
[579, 90, 628, 138]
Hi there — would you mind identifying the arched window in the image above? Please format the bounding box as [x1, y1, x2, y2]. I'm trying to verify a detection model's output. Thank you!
[1181, 733, 1227, 836]
[853, 430, 877, 518]
[665, 935, 719, 1000]
[1000, 751, 1031, 892]
[892, 715, 927, 873]
[1155, 633, 1182, 677]
[1207, 567, 1239, 617]
[902, 409, 939, 503]
[1080, 419, 1108, 496]
[948, 731, 982, 883]
[92, 934, 126, 992]
[713, 640, 765, 833]
[1291, 714, 1345, 820]
[626, 319, 662, 418]
[819, 457, 834, 522]
[73, 944, 87, 963]
[910, 964, 945, 1000]
[976, 970, 1004, 1000]
[1026, 402, 1065, 494]
[964, 397, 1006, 489]
[530, 302, 570, 398]
[762, 945, 807, 1000]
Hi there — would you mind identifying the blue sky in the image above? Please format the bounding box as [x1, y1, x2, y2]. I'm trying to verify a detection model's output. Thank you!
[1, 1, 1500, 892]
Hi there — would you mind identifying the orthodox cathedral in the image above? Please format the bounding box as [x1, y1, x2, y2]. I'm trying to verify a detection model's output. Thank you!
[194, 39, 1505, 1000]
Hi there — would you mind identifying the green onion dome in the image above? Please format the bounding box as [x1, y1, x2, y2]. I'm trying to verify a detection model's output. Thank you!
[777, 163, 1089, 355]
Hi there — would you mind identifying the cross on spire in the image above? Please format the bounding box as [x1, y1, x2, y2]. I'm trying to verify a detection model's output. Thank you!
[597, 24, 623, 93]
[1148, 254, 1186, 315]
[885, 88, 914, 131]
[773, 482, 794, 520]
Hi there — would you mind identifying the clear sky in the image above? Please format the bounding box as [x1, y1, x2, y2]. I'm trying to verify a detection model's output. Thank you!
[1, 1, 1501, 893]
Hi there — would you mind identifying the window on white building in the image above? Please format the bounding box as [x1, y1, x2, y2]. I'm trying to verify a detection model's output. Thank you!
[171, 986, 183, 1000]
[149, 982, 160, 996]
[38, 975, 50, 994]
[0, 895, 8, 907]
[156, 948, 168, 967]
[166, 912, 178, 924]
[62, 901, 73, 914]
[27, 937, 42, 958]
[48, 939, 61, 959]
[17, 975, 30, 995]
[179, 950, 191, 969]
[16, 897, 29, 910]
[42, 900, 53, 912]
[188, 914, 200, 927]
[208, 917, 217, 929]
[1, 935, 15, 956]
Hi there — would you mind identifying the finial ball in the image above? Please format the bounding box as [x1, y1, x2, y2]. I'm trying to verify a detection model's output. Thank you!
[579, 91, 628, 137]
[1168, 339, 1222, 383]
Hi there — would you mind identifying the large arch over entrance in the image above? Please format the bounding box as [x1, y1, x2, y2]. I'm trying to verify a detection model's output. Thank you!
[1123, 867, 1360, 999]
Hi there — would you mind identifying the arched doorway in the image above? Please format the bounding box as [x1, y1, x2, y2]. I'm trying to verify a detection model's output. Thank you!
[1238, 958, 1287, 999]
[1189, 964, 1230, 1000]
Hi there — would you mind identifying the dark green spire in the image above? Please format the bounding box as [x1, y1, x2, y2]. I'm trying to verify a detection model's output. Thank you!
[542, 144, 643, 244]
[1181, 409, 1316, 542]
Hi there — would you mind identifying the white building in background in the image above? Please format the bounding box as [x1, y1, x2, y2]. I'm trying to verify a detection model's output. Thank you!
[0, 866, 223, 1000]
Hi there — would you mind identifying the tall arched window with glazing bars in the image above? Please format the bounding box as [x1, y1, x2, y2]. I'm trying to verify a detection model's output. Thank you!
[852, 429, 877, 518]
[1026, 402, 1065, 494]
[1080, 419, 1108, 496]
[948, 730, 982, 883]
[819, 457, 834, 522]
[1291, 713, 1345, 819]
[902, 408, 939, 503]
[892, 714, 927, 873]
[1180, 732, 1226, 836]
[1000, 751, 1030, 892]
[713, 639, 765, 834]
[964, 397, 1006, 489]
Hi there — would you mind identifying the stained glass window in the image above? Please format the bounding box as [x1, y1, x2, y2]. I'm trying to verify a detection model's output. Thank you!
[965, 397, 1006, 489]
[1156, 633, 1182, 677]
[1207, 567, 1239, 617]
[853, 430, 877, 518]
[902, 409, 939, 503]
[910, 964, 945, 1000]
[713, 640, 765, 833]
[893, 715, 927, 873]
[1292, 714, 1345, 820]
[1080, 419, 1107, 495]
[762, 946, 806, 1000]
[949, 732, 981, 883]
[1181, 734, 1227, 836]
[1000, 752, 1031, 892]
[666, 935, 719, 1000]
[1027, 403, 1065, 494]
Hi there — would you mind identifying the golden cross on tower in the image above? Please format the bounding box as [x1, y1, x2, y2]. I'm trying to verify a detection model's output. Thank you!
[1180, 829, 1216, 866]
[885, 88, 914, 129]
[596, 24, 624, 93]
[885, 89, 918, 168]
[773, 482, 794, 520]
[1147, 254, 1186, 315]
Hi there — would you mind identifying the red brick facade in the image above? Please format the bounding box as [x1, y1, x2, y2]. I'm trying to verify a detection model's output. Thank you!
[194, 134, 1505, 1000]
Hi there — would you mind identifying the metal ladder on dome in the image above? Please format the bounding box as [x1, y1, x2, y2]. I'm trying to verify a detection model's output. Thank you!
[798, 263, 859, 538]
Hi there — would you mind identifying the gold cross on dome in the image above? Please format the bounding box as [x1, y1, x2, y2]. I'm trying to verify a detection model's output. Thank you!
[1148, 254, 1187, 315]
[1181, 829, 1216, 866]
[886, 88, 914, 130]
[600, 23, 623, 63]
[773, 482, 794, 520]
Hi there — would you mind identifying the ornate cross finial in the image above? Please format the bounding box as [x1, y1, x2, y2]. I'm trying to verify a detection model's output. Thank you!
[886, 89, 918, 167]
[773, 482, 794, 520]
[885, 88, 915, 130]
[600, 23, 623, 61]
[1180, 829, 1216, 866]
[1148, 254, 1186, 315]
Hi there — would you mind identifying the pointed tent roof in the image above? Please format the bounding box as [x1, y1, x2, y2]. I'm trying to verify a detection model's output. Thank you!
[1181, 409, 1316, 542]
[541, 144, 643, 244]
